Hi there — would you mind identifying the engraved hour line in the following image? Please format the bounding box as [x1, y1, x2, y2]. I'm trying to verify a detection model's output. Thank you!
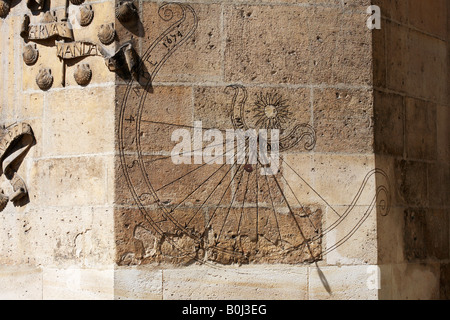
[142, 139, 237, 167]
[216, 161, 245, 244]
[279, 168, 319, 233]
[281, 157, 342, 219]
[212, 144, 251, 244]
[271, 173, 311, 249]
[154, 139, 246, 193]
[206, 148, 249, 235]
[185, 159, 240, 229]
[236, 163, 251, 239]
[263, 171, 283, 245]
[255, 162, 259, 242]
[118, 4, 201, 261]
[167, 161, 229, 214]
[139, 119, 227, 132]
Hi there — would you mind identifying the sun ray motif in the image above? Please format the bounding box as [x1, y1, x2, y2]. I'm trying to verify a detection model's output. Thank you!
[253, 92, 292, 132]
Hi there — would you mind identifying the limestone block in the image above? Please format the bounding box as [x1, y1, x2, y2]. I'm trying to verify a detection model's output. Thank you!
[7, 206, 114, 268]
[309, 265, 378, 300]
[404, 208, 449, 261]
[43, 87, 115, 156]
[193, 86, 311, 150]
[390, 262, 440, 300]
[140, 2, 223, 82]
[405, 31, 447, 104]
[313, 89, 374, 153]
[373, 90, 404, 157]
[394, 160, 428, 208]
[28, 156, 111, 207]
[376, 203, 405, 265]
[428, 162, 450, 207]
[0, 265, 43, 300]
[115, 85, 193, 153]
[405, 97, 437, 161]
[440, 263, 450, 300]
[385, 20, 408, 93]
[43, 267, 114, 300]
[436, 105, 450, 162]
[224, 4, 371, 85]
[372, 25, 386, 89]
[162, 265, 308, 300]
[308, 153, 376, 207]
[408, 0, 448, 39]
[114, 267, 163, 300]
[224, 4, 310, 85]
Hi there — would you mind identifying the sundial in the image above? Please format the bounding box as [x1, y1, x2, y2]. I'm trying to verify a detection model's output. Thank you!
[0, 0, 392, 266]
[117, 3, 392, 266]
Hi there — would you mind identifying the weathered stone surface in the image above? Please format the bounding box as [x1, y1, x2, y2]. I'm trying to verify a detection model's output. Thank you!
[313, 89, 374, 153]
[0, 0, 448, 301]
[114, 267, 163, 300]
[404, 208, 449, 261]
[42, 267, 114, 300]
[140, 2, 223, 82]
[0, 266, 42, 300]
[373, 90, 404, 156]
[44, 87, 115, 156]
[224, 5, 371, 85]
[440, 263, 450, 300]
[309, 265, 378, 300]
[394, 160, 428, 208]
[405, 97, 437, 161]
[162, 265, 308, 300]
[207, 206, 322, 265]
[390, 263, 440, 300]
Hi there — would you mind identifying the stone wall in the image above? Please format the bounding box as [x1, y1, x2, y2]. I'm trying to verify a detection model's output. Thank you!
[114, 0, 383, 300]
[0, 0, 116, 299]
[0, 0, 447, 300]
[372, 0, 450, 299]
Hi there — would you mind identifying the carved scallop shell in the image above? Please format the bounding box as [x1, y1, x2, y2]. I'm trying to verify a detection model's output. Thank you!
[98, 23, 115, 45]
[40, 11, 57, 23]
[36, 68, 53, 90]
[116, 1, 138, 23]
[74, 64, 92, 86]
[77, 4, 94, 27]
[69, 0, 84, 5]
[0, 0, 10, 19]
[23, 44, 39, 65]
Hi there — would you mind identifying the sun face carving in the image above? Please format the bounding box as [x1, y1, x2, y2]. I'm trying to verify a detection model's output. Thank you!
[252, 92, 291, 132]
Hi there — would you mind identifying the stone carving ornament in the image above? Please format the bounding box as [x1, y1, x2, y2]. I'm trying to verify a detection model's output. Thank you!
[69, 0, 84, 5]
[98, 23, 115, 45]
[74, 63, 92, 86]
[36, 68, 53, 90]
[0, 0, 10, 19]
[0, 123, 36, 212]
[77, 4, 94, 27]
[22, 43, 39, 65]
[116, 1, 138, 23]
[40, 10, 57, 23]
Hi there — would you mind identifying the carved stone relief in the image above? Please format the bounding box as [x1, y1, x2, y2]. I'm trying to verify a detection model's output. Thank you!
[0, 123, 36, 212]
[36, 68, 53, 90]
[77, 4, 94, 27]
[73, 63, 92, 86]
[22, 43, 39, 65]
[0, 0, 10, 19]
[98, 23, 116, 45]
[19, 0, 138, 88]
[116, 1, 138, 23]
